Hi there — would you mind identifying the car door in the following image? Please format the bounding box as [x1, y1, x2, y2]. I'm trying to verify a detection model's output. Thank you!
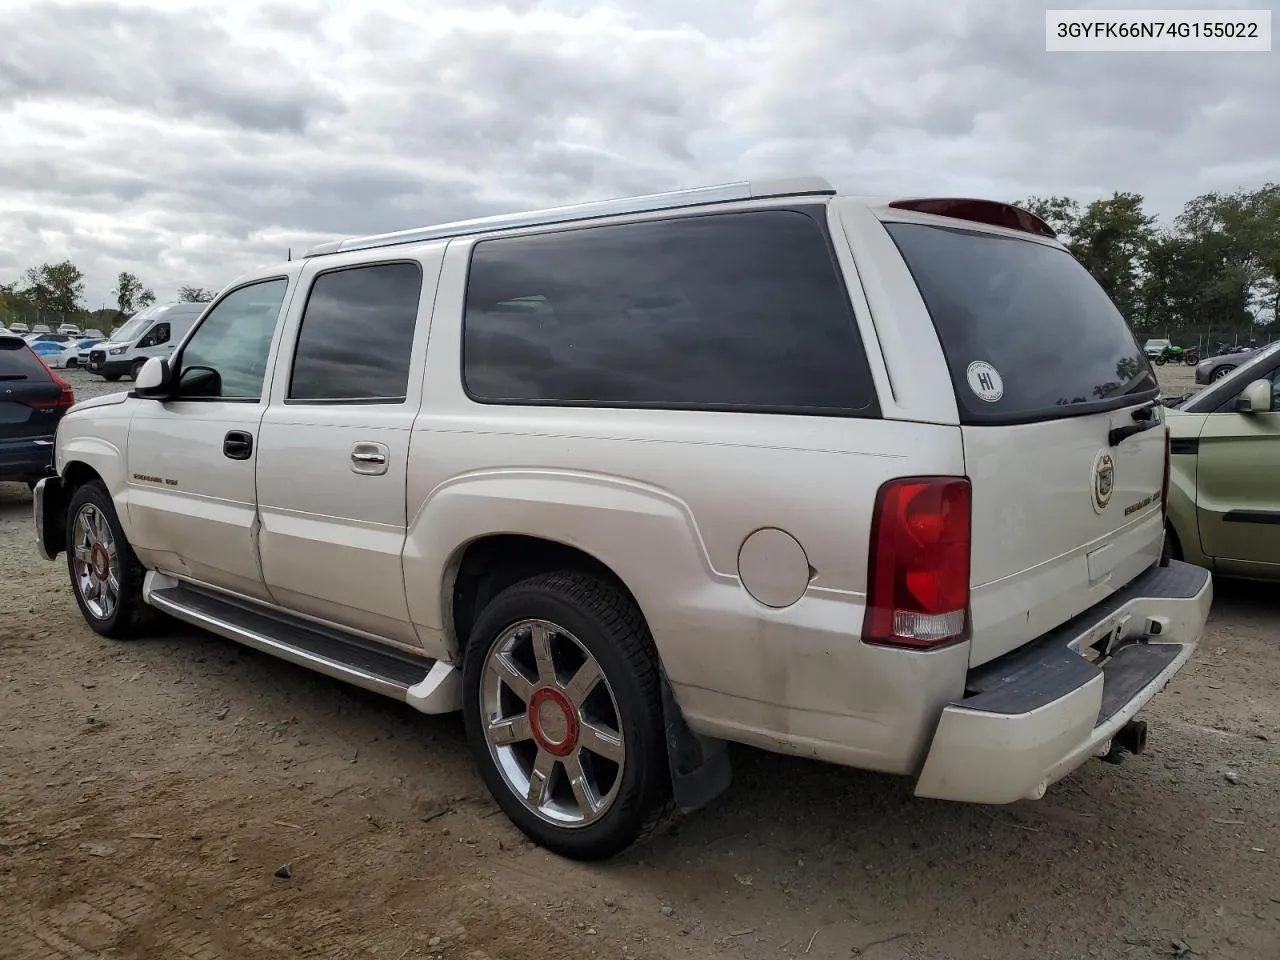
[1195, 358, 1280, 573]
[254, 248, 442, 646]
[125, 275, 297, 602]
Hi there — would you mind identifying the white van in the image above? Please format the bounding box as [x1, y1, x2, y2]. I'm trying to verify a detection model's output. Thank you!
[86, 302, 208, 381]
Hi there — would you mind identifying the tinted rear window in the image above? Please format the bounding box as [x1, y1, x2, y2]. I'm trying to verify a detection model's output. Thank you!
[462, 209, 878, 415]
[0, 339, 48, 379]
[885, 222, 1157, 424]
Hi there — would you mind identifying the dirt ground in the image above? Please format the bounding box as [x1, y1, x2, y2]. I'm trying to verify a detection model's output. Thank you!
[2, 365, 1277, 960]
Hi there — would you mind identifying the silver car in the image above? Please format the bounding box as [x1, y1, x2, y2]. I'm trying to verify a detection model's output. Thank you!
[1196, 348, 1259, 384]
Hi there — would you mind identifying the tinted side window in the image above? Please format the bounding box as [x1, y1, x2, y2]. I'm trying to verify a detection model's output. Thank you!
[462, 210, 877, 415]
[289, 262, 423, 402]
[182, 279, 289, 400]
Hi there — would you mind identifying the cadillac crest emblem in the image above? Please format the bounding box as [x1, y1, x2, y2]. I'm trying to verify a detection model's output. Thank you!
[1091, 449, 1115, 513]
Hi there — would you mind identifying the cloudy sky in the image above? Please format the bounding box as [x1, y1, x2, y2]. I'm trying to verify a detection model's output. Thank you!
[2, 0, 1277, 308]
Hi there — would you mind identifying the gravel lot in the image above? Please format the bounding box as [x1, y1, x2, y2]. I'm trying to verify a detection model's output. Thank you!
[2, 365, 1277, 960]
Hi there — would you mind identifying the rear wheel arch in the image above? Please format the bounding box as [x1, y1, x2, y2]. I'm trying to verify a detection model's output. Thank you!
[448, 533, 732, 839]
[447, 534, 645, 658]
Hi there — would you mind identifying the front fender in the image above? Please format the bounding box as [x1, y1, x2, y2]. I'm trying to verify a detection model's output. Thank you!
[402, 469, 725, 661]
[57, 435, 129, 497]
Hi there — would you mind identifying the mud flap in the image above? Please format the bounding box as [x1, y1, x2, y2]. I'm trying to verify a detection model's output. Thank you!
[659, 668, 731, 813]
[33, 475, 66, 561]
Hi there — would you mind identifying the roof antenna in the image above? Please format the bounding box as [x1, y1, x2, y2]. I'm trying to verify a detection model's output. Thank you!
[287, 247, 292, 261]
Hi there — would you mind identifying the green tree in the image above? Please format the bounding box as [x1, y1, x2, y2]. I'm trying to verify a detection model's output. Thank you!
[114, 271, 146, 315]
[1069, 192, 1157, 328]
[177, 285, 216, 302]
[1018, 193, 1156, 327]
[138, 289, 156, 309]
[19, 260, 85, 316]
[0, 282, 34, 326]
[1018, 196, 1081, 242]
[1171, 188, 1267, 336]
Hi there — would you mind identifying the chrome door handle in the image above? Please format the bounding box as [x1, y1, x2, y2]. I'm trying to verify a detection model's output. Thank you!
[350, 442, 390, 476]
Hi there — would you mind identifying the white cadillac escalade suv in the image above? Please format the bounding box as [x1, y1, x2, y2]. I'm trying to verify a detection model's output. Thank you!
[34, 177, 1212, 860]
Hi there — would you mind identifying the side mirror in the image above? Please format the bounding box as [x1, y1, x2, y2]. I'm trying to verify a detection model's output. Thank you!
[131, 357, 171, 399]
[1236, 379, 1273, 414]
[178, 365, 222, 398]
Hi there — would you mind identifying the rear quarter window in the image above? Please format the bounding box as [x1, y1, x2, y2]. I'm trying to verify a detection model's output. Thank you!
[462, 208, 878, 416]
[885, 221, 1157, 425]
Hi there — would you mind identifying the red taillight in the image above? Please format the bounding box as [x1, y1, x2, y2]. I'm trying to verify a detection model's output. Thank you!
[863, 477, 972, 649]
[24, 349, 76, 409]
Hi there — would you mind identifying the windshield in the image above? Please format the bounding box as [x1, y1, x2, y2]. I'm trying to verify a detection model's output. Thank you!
[885, 221, 1158, 424]
[111, 308, 158, 343]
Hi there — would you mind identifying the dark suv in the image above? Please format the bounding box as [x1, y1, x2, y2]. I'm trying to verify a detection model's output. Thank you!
[0, 334, 75, 486]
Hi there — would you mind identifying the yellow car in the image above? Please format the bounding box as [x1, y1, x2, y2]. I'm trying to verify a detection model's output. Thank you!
[1164, 342, 1280, 579]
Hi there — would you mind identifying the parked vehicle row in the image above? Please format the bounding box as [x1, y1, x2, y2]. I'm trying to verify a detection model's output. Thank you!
[34, 177, 1211, 862]
[27, 337, 105, 368]
[3, 321, 100, 336]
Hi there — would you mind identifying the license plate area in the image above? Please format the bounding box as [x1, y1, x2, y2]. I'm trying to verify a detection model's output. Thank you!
[1071, 613, 1133, 663]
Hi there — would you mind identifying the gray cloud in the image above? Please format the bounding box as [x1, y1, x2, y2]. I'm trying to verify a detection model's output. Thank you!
[1, 0, 1278, 307]
[0, 1, 344, 133]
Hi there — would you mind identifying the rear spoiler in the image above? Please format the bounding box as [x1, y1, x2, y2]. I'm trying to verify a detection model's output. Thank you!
[887, 198, 1057, 239]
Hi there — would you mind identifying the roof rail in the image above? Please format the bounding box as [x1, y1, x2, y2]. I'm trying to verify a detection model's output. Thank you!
[303, 175, 836, 258]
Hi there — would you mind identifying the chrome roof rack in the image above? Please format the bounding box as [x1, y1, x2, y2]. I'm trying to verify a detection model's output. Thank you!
[303, 175, 836, 258]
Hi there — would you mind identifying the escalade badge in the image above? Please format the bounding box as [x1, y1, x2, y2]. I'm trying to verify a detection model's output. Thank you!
[1091, 450, 1115, 514]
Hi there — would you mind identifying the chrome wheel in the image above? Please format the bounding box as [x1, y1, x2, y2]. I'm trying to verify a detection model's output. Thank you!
[72, 503, 119, 620]
[1211, 366, 1233, 381]
[480, 619, 625, 827]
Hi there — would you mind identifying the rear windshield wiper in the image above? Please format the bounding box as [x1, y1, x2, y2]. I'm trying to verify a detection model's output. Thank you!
[1109, 401, 1160, 446]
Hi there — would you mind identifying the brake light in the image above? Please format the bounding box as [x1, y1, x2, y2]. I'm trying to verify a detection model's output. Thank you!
[863, 477, 972, 649]
[887, 198, 1058, 238]
[23, 348, 76, 409]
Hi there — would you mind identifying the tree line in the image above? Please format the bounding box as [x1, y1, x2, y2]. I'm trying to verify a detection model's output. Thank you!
[1018, 183, 1279, 348]
[0, 262, 216, 331]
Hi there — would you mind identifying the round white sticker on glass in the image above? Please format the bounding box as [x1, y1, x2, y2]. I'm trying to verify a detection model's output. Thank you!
[966, 361, 1004, 402]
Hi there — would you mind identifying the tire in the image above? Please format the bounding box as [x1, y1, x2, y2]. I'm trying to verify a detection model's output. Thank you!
[65, 481, 155, 639]
[65, 358, 77, 368]
[1154, 356, 1166, 366]
[1211, 365, 1233, 381]
[463, 571, 672, 861]
[102, 373, 121, 382]
[129, 360, 146, 381]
